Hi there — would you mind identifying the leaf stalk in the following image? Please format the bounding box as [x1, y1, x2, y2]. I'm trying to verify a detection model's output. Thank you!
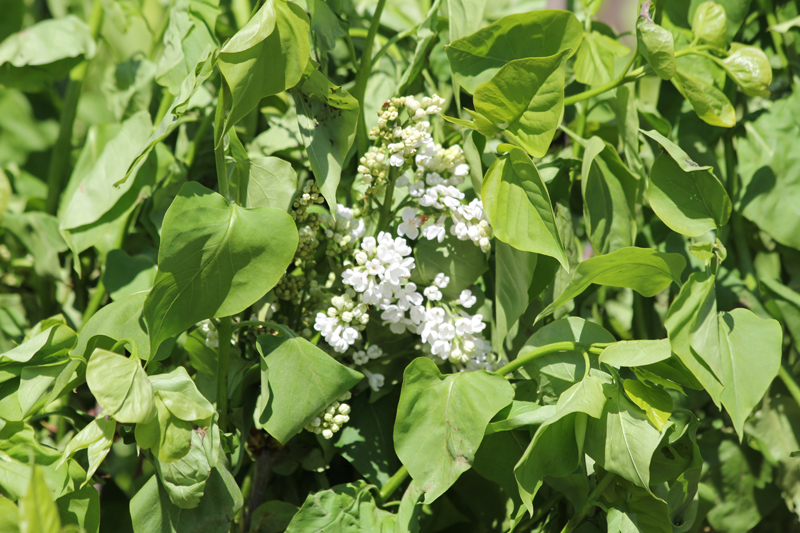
[376, 465, 408, 506]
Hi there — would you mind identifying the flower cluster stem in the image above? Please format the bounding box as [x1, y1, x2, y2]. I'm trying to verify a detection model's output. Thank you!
[353, 0, 389, 155]
[563, 51, 640, 107]
[216, 316, 232, 431]
[377, 465, 408, 505]
[375, 167, 398, 235]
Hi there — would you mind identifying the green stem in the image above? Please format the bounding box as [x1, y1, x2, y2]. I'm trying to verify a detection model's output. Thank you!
[45, 0, 104, 215]
[560, 472, 616, 533]
[779, 365, 800, 408]
[377, 465, 408, 505]
[564, 53, 642, 108]
[81, 281, 106, 324]
[185, 109, 215, 169]
[153, 87, 174, 125]
[214, 84, 230, 199]
[494, 342, 607, 377]
[375, 166, 398, 235]
[761, 0, 789, 68]
[353, 0, 389, 155]
[216, 316, 232, 432]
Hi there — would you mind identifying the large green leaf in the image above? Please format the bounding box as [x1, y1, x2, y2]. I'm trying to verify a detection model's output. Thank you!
[228, 155, 297, 211]
[154, 425, 220, 509]
[736, 89, 800, 249]
[2, 212, 68, 280]
[580, 137, 639, 254]
[19, 467, 61, 533]
[285, 480, 395, 532]
[143, 182, 298, 351]
[85, 349, 156, 424]
[155, 0, 220, 94]
[674, 70, 735, 128]
[59, 111, 153, 231]
[393, 357, 513, 503]
[456, 51, 570, 158]
[584, 381, 663, 489]
[291, 68, 358, 210]
[482, 145, 568, 269]
[642, 130, 731, 237]
[256, 334, 363, 444]
[514, 375, 606, 513]
[717, 309, 782, 438]
[574, 31, 630, 87]
[494, 242, 537, 350]
[599, 339, 672, 368]
[444, 10, 582, 93]
[219, 0, 310, 133]
[0, 16, 96, 91]
[537, 247, 686, 321]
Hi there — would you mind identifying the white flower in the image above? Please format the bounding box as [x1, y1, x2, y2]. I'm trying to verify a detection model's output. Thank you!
[390, 153, 405, 167]
[396, 282, 423, 310]
[453, 163, 470, 176]
[398, 207, 420, 240]
[363, 369, 385, 391]
[422, 216, 447, 242]
[424, 286, 442, 301]
[433, 273, 450, 289]
[458, 289, 477, 308]
[314, 293, 368, 353]
[366, 345, 383, 359]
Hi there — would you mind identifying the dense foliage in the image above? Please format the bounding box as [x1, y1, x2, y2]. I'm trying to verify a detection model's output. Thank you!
[1, 0, 800, 531]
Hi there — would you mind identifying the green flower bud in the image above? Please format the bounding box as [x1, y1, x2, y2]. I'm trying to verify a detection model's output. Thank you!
[723, 43, 772, 97]
[637, 17, 676, 80]
[692, 1, 727, 49]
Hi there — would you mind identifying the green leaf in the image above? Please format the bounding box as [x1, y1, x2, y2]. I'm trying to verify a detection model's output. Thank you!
[396, 0, 442, 95]
[445, 10, 582, 93]
[155, 0, 220, 94]
[718, 309, 782, 438]
[692, 1, 727, 49]
[19, 467, 61, 533]
[623, 379, 673, 431]
[154, 425, 220, 509]
[250, 500, 298, 533]
[636, 17, 676, 80]
[219, 0, 310, 133]
[514, 375, 606, 513]
[143, 182, 298, 352]
[412, 229, 488, 301]
[55, 484, 100, 533]
[56, 418, 115, 486]
[612, 84, 645, 178]
[665, 271, 724, 404]
[334, 392, 401, 487]
[85, 349, 156, 424]
[129, 460, 242, 533]
[599, 339, 672, 368]
[584, 381, 663, 489]
[448, 0, 486, 43]
[119, 47, 217, 187]
[537, 247, 686, 321]
[135, 368, 215, 463]
[103, 250, 157, 301]
[769, 14, 800, 33]
[580, 137, 640, 253]
[736, 89, 800, 249]
[722, 43, 772, 98]
[465, 51, 570, 157]
[59, 111, 153, 231]
[393, 357, 513, 503]
[482, 145, 568, 269]
[2, 212, 68, 280]
[647, 152, 731, 237]
[0, 16, 96, 91]
[494, 242, 537, 350]
[285, 481, 396, 532]
[574, 31, 630, 86]
[256, 334, 363, 444]
[228, 156, 298, 211]
[291, 68, 358, 210]
[674, 70, 735, 128]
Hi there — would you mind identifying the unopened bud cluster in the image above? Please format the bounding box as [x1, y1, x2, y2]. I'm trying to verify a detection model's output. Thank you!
[291, 181, 325, 223]
[305, 391, 352, 439]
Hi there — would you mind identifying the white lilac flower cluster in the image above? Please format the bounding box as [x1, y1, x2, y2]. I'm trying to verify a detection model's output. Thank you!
[199, 320, 218, 348]
[321, 204, 366, 257]
[305, 392, 352, 440]
[400, 141, 493, 252]
[313, 289, 369, 353]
